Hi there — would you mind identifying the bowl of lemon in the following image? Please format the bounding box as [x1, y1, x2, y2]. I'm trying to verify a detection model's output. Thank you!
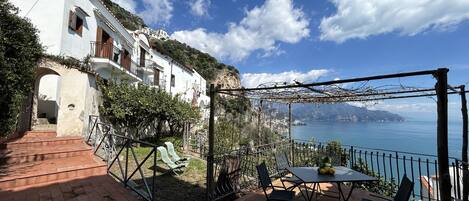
[318, 157, 335, 175]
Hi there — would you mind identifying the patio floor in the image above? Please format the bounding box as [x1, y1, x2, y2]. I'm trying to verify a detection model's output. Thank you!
[0, 175, 139, 201]
[236, 179, 388, 201]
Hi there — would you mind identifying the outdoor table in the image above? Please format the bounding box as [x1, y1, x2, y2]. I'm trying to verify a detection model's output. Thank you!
[286, 166, 377, 201]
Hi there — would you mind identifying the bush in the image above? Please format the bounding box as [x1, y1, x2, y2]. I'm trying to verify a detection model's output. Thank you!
[0, 0, 43, 137]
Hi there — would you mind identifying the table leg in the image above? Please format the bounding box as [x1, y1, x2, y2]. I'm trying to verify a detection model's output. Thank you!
[299, 182, 316, 201]
[337, 182, 355, 201]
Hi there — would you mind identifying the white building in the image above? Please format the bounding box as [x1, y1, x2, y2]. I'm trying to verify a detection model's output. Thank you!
[11, 0, 209, 136]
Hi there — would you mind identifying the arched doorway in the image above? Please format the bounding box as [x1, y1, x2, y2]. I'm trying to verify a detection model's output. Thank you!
[32, 68, 61, 131]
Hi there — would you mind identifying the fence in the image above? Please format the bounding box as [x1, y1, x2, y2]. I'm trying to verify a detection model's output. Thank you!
[209, 139, 465, 201]
[86, 115, 158, 201]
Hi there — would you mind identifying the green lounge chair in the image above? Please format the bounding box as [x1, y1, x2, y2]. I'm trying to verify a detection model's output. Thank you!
[157, 146, 187, 175]
[164, 142, 190, 163]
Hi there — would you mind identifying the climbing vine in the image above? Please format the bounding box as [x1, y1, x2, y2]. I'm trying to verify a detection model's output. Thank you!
[0, 0, 43, 137]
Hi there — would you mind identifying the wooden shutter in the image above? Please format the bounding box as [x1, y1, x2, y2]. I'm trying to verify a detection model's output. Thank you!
[96, 27, 102, 42]
[95, 27, 103, 57]
[154, 69, 160, 86]
[68, 11, 76, 30]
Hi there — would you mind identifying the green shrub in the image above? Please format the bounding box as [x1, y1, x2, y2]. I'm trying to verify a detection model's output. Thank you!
[0, 0, 43, 137]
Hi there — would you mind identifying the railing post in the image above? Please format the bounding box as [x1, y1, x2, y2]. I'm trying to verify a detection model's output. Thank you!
[124, 140, 129, 187]
[152, 146, 157, 201]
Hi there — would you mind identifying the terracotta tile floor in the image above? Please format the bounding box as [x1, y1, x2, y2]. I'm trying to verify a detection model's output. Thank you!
[236, 179, 389, 201]
[0, 175, 139, 201]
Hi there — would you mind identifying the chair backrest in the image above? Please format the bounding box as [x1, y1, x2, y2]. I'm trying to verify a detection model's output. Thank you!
[157, 146, 177, 168]
[164, 142, 181, 161]
[275, 152, 290, 171]
[394, 175, 414, 201]
[256, 162, 274, 198]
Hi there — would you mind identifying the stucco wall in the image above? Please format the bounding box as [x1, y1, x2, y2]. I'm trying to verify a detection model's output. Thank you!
[35, 60, 100, 137]
[10, 0, 65, 55]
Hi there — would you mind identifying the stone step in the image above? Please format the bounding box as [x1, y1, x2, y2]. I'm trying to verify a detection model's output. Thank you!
[0, 143, 92, 165]
[0, 136, 83, 150]
[0, 155, 106, 190]
[22, 130, 57, 138]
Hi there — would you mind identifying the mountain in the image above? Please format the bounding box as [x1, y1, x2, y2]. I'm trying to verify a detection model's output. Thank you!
[290, 103, 404, 122]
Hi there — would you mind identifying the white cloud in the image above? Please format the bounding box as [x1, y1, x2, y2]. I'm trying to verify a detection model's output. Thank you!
[241, 69, 329, 88]
[320, 0, 469, 43]
[110, 0, 173, 25]
[139, 0, 173, 25]
[171, 0, 310, 61]
[189, 0, 211, 16]
[111, 0, 137, 13]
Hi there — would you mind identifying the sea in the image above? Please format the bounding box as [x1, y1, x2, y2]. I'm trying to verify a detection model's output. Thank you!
[292, 119, 465, 159]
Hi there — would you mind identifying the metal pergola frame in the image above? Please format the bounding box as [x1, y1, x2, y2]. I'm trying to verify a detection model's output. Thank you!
[206, 68, 469, 201]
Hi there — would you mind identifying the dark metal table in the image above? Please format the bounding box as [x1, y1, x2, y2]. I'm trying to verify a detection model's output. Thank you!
[287, 166, 377, 201]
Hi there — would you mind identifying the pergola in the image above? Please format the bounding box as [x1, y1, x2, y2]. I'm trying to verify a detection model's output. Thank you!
[206, 68, 469, 201]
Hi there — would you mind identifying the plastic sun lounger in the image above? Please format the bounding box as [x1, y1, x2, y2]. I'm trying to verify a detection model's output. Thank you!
[164, 141, 190, 163]
[156, 146, 187, 175]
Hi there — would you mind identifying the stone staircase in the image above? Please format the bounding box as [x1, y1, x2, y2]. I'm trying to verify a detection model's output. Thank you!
[0, 131, 107, 190]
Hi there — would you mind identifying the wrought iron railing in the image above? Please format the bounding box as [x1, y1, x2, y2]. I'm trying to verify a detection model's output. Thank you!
[209, 139, 465, 201]
[86, 115, 158, 201]
[90, 41, 138, 76]
[291, 140, 464, 201]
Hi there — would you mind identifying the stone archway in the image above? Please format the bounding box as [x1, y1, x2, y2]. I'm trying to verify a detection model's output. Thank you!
[32, 67, 61, 131]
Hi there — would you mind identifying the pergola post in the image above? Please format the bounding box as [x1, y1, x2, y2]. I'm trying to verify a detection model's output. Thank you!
[206, 84, 216, 201]
[460, 85, 468, 201]
[435, 68, 451, 201]
[258, 100, 263, 145]
[288, 103, 293, 165]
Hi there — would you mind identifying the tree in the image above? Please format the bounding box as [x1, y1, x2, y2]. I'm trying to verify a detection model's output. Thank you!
[98, 77, 156, 137]
[98, 75, 200, 140]
[0, 0, 43, 137]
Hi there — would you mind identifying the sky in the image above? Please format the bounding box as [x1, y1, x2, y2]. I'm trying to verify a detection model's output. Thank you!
[113, 0, 469, 120]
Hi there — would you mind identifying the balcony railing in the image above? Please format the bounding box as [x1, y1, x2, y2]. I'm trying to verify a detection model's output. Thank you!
[90, 41, 135, 75]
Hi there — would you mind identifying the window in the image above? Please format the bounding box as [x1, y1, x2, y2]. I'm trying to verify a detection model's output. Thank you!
[171, 74, 175, 87]
[154, 69, 160, 86]
[68, 11, 83, 36]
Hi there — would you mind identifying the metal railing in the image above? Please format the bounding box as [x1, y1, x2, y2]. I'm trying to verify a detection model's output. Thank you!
[86, 115, 158, 201]
[90, 41, 138, 76]
[291, 140, 464, 201]
[208, 139, 465, 201]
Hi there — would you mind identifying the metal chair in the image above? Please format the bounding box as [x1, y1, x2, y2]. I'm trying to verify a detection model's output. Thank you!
[393, 175, 414, 201]
[364, 174, 414, 201]
[274, 152, 303, 190]
[256, 162, 295, 201]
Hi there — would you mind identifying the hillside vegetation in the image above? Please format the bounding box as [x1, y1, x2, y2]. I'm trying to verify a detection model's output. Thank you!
[101, 0, 146, 31]
[150, 38, 239, 83]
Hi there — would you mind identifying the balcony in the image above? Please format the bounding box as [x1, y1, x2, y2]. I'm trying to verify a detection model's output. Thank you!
[89, 41, 140, 81]
[136, 58, 165, 88]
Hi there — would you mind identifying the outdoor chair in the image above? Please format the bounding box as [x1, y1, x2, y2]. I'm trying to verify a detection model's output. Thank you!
[274, 152, 303, 190]
[256, 162, 295, 201]
[363, 174, 414, 201]
[164, 141, 190, 163]
[156, 146, 187, 175]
